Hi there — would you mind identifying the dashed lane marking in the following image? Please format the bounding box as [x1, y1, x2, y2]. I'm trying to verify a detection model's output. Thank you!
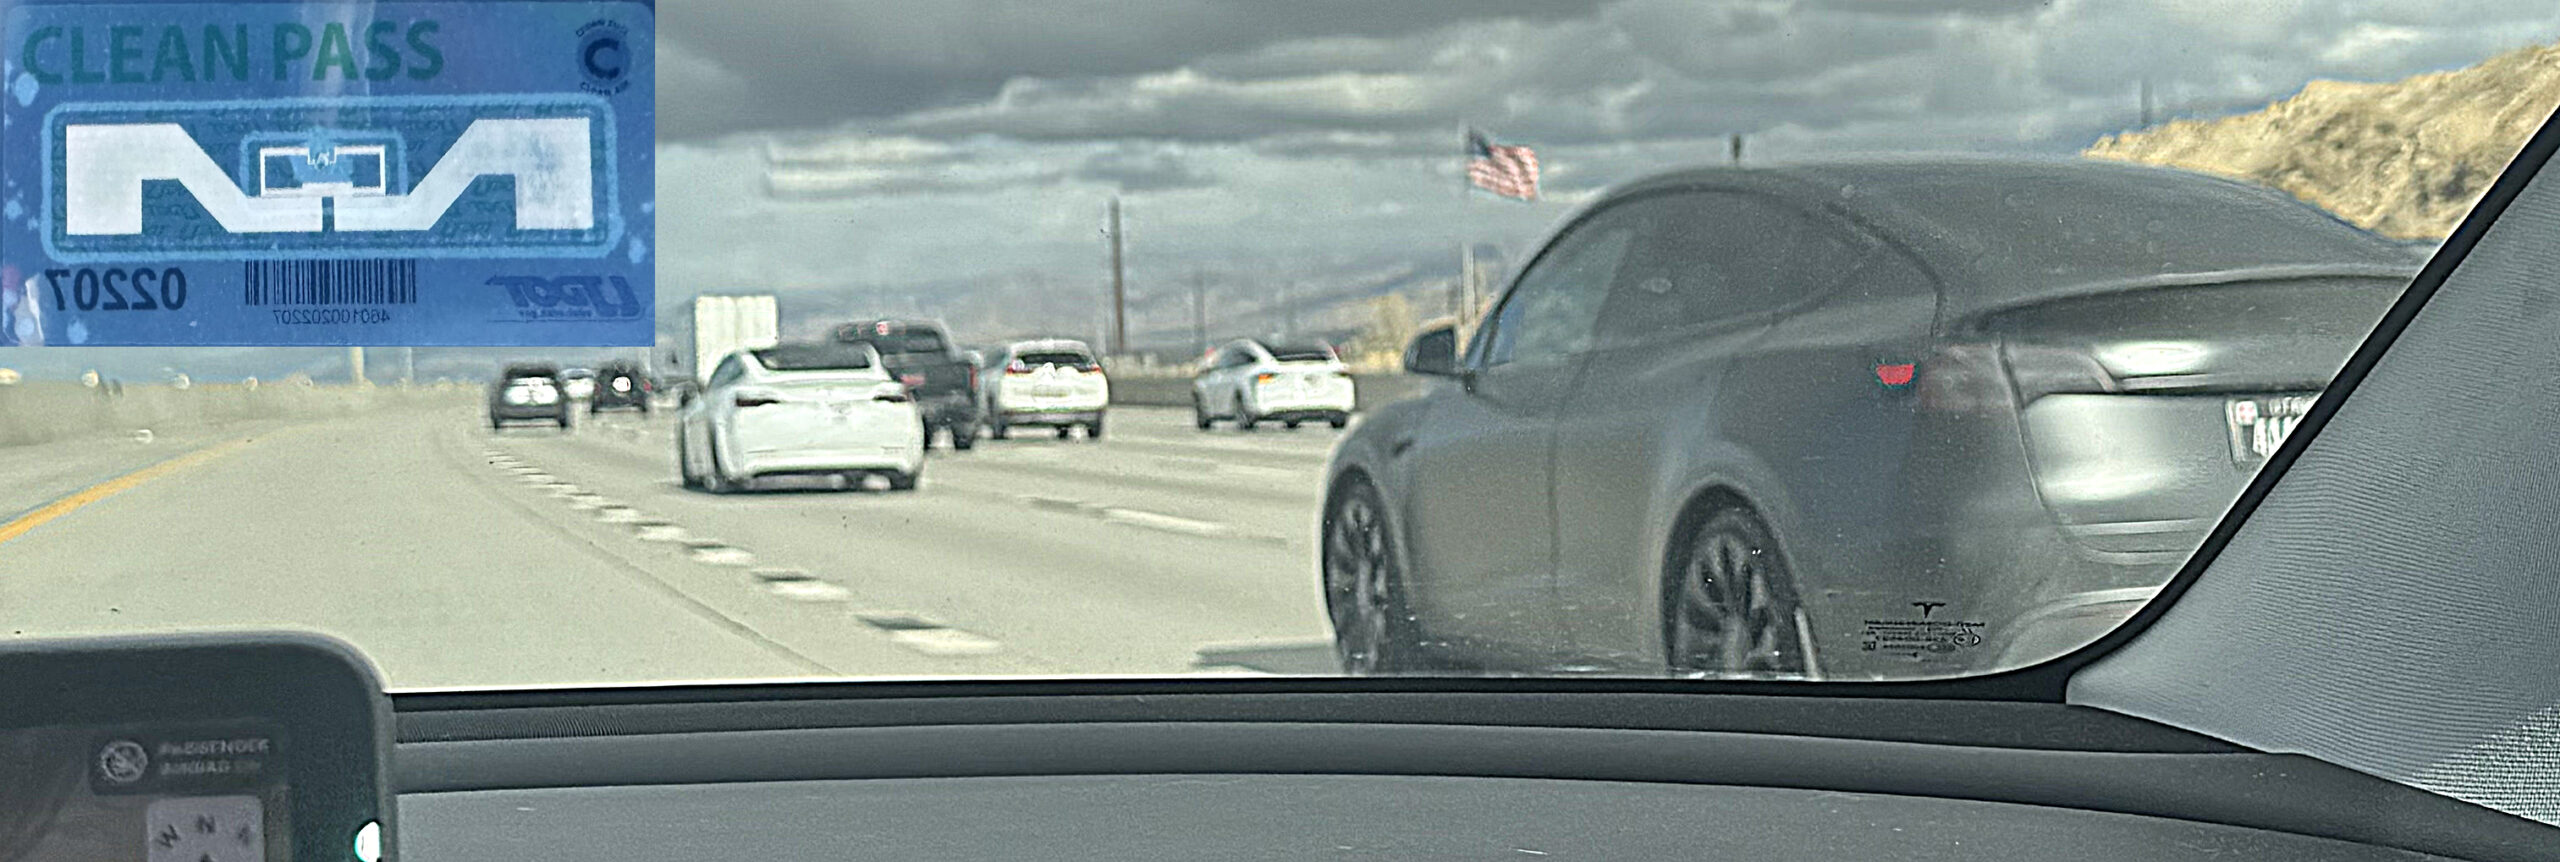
[689, 544, 757, 567]
[634, 524, 692, 543]
[1100, 507, 1232, 538]
[886, 628, 1004, 656]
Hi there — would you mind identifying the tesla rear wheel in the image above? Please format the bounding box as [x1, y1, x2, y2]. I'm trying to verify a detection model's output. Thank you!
[1285, 419, 1302, 430]
[1087, 417, 1105, 439]
[885, 468, 920, 491]
[1329, 413, 1349, 429]
[1325, 481, 1426, 674]
[1666, 507, 1814, 679]
[1055, 426, 1072, 439]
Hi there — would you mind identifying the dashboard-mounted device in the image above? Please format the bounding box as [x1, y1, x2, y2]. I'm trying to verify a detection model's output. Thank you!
[0, 633, 394, 862]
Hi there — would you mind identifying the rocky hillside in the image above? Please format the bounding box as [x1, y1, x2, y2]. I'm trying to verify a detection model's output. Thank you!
[2086, 42, 2560, 239]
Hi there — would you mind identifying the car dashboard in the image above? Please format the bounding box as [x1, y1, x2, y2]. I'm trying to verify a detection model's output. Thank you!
[392, 682, 2555, 862]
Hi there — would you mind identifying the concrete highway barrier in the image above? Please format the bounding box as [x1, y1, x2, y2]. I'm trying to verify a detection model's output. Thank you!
[1103, 374, 1429, 410]
[0, 381, 474, 448]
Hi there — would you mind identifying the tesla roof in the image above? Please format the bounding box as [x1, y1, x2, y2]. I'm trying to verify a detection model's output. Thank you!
[1625, 157, 2420, 313]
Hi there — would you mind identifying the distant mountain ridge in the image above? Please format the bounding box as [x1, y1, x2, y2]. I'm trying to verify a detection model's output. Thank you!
[2087, 41, 2560, 239]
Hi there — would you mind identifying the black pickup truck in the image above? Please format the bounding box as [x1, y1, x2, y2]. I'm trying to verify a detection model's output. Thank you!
[832, 319, 981, 449]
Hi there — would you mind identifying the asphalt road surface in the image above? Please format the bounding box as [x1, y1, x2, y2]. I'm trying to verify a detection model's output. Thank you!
[0, 400, 1343, 688]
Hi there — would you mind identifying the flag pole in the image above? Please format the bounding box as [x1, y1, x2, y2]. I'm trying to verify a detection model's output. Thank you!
[1458, 122, 1476, 332]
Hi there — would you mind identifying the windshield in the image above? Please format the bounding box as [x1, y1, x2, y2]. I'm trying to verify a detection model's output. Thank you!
[0, 3, 2547, 695]
[752, 344, 875, 372]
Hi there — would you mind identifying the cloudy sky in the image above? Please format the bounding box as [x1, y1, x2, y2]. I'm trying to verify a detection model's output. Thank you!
[656, 0, 2560, 345]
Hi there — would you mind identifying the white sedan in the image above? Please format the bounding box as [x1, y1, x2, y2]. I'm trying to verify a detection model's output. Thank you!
[677, 343, 925, 492]
[1192, 339, 1355, 430]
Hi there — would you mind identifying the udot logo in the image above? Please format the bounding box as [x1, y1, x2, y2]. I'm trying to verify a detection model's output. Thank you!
[45, 95, 620, 262]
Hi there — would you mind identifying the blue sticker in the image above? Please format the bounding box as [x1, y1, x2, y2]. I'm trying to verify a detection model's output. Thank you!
[0, 1, 654, 347]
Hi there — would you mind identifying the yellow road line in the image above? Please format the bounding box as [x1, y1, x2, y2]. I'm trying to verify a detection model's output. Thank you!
[0, 439, 253, 545]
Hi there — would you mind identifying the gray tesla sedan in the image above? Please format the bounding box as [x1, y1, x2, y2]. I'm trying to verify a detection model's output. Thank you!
[1322, 157, 2418, 680]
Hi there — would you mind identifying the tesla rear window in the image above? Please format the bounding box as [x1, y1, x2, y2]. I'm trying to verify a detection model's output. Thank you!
[753, 345, 876, 371]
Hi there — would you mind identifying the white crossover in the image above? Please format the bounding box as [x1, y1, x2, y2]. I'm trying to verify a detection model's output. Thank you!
[1192, 339, 1355, 430]
[678, 342, 926, 492]
[981, 338, 1110, 440]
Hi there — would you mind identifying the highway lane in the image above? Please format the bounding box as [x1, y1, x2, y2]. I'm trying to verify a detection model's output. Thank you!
[0, 401, 1344, 688]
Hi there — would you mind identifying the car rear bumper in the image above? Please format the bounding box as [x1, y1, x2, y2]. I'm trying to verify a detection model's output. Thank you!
[996, 408, 1104, 426]
[916, 394, 979, 427]
[489, 405, 566, 421]
[737, 447, 924, 476]
[1248, 392, 1354, 415]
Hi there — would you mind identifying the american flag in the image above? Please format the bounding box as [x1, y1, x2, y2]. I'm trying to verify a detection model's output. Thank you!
[1466, 129, 1540, 201]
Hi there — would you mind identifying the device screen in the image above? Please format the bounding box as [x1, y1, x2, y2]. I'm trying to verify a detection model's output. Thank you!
[0, 720, 290, 862]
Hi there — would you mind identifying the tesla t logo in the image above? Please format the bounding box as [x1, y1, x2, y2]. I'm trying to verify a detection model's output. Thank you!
[61, 119, 594, 235]
[1912, 601, 1947, 618]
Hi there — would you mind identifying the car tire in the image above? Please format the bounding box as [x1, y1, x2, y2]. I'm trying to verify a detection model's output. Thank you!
[556, 412, 572, 430]
[1285, 419, 1303, 430]
[885, 467, 921, 491]
[989, 417, 1010, 440]
[1237, 390, 1260, 430]
[1329, 413, 1349, 429]
[677, 430, 703, 490]
[490, 418, 504, 431]
[1324, 479, 1429, 675]
[1192, 396, 1214, 430]
[1664, 506, 1817, 680]
[919, 422, 937, 451]
[1055, 425, 1072, 439]
[1087, 417, 1105, 440]
[952, 425, 977, 451]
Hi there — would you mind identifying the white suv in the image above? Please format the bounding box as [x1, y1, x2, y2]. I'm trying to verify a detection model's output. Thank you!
[1191, 339, 1354, 430]
[981, 339, 1110, 440]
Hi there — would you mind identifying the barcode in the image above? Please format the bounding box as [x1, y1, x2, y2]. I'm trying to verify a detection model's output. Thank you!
[242, 261, 418, 306]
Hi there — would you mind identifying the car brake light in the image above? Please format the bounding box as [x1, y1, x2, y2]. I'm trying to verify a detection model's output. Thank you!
[1874, 362, 1916, 387]
[734, 393, 781, 407]
[899, 373, 926, 388]
[1256, 372, 1278, 383]
[968, 365, 979, 390]
[1006, 360, 1031, 374]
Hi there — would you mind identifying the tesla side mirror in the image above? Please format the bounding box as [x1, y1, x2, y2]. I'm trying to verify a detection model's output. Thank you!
[1404, 325, 1461, 378]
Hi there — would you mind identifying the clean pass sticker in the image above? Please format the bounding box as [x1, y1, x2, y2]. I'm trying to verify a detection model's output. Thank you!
[0, 1, 655, 346]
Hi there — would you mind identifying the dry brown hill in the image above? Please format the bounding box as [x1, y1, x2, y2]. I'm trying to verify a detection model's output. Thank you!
[2086, 42, 2560, 239]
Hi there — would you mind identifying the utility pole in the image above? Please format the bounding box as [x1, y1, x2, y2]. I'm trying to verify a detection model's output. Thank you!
[401, 347, 415, 385]
[1191, 268, 1208, 356]
[1106, 196, 1126, 357]
[1730, 133, 1744, 165]
[348, 346, 365, 386]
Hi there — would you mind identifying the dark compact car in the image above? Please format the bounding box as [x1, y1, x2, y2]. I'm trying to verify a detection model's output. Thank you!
[1321, 158, 2418, 681]
[832, 319, 981, 450]
[487, 363, 572, 430]
[587, 361, 652, 414]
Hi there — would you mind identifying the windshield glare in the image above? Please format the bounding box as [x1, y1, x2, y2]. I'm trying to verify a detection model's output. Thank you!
[0, 2, 2545, 693]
